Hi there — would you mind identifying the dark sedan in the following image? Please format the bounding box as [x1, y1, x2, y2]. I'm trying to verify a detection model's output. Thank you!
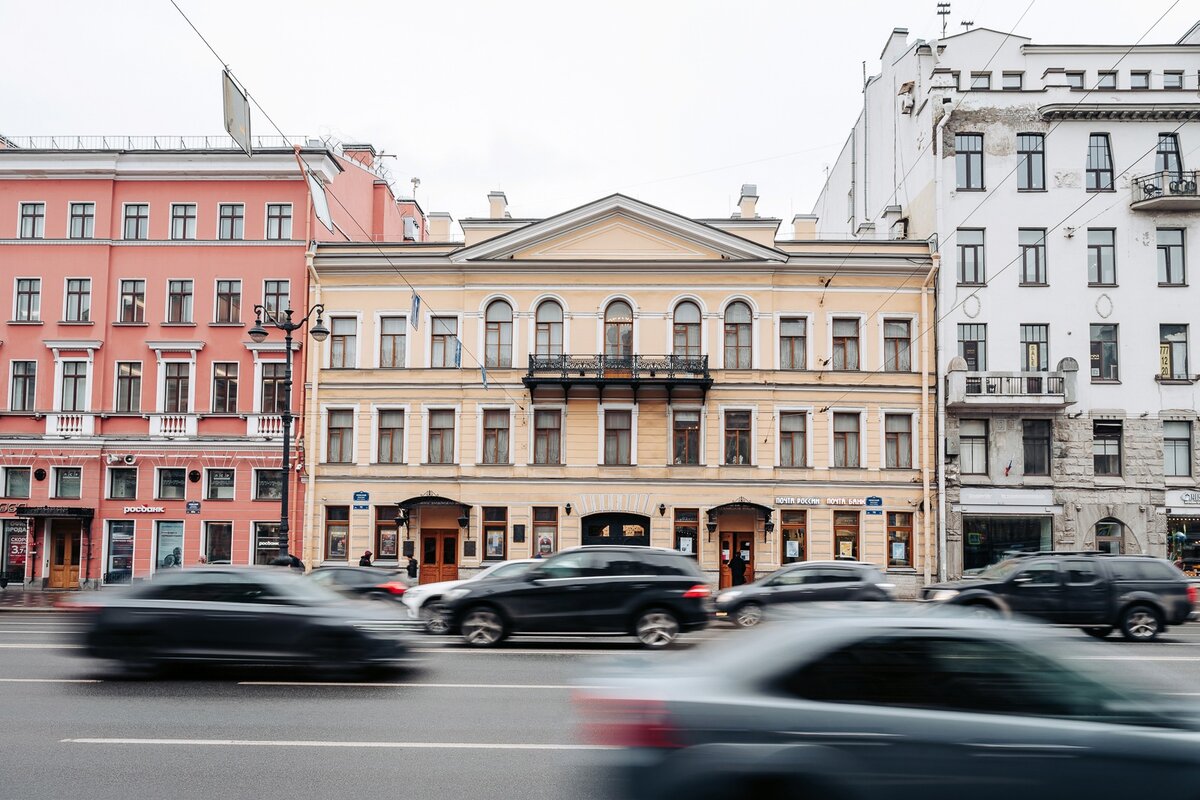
[714, 561, 894, 627]
[68, 567, 415, 676]
[308, 565, 412, 603]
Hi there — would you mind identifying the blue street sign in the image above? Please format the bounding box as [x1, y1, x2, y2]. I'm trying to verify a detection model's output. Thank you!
[185, 501, 201, 515]
[865, 496, 883, 507]
[353, 491, 369, 502]
[353, 505, 369, 511]
[866, 509, 883, 516]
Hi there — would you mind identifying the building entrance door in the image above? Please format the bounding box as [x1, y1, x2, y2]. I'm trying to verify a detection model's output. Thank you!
[47, 520, 81, 589]
[420, 530, 458, 584]
[718, 531, 753, 589]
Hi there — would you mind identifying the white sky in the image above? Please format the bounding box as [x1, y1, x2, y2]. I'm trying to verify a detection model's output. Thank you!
[3, 0, 1195, 225]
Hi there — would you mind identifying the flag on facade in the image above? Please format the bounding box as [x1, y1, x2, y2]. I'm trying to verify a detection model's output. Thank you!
[410, 293, 420, 330]
[305, 170, 335, 234]
[221, 70, 252, 157]
[480, 364, 488, 389]
[454, 337, 462, 368]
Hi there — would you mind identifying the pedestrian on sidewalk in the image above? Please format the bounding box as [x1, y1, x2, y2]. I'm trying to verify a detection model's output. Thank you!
[406, 555, 418, 579]
[288, 553, 306, 572]
[728, 550, 747, 586]
[359, 550, 373, 567]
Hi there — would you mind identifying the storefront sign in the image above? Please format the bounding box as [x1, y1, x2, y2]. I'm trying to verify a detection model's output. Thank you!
[775, 497, 881, 507]
[0, 502, 24, 515]
[1181, 491, 1200, 505]
[7, 536, 27, 567]
[15, 506, 94, 519]
[124, 505, 165, 514]
[185, 501, 201, 515]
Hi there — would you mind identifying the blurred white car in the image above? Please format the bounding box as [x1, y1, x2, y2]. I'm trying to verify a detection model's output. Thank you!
[402, 558, 537, 633]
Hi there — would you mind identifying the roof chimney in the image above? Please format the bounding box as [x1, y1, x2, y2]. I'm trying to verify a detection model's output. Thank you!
[791, 214, 818, 240]
[428, 212, 454, 242]
[488, 191, 509, 219]
[341, 143, 377, 168]
[737, 184, 758, 219]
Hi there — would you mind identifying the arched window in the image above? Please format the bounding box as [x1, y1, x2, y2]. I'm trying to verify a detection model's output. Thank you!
[673, 301, 701, 357]
[485, 300, 513, 368]
[1095, 518, 1125, 554]
[535, 300, 563, 357]
[604, 300, 633, 360]
[723, 301, 752, 368]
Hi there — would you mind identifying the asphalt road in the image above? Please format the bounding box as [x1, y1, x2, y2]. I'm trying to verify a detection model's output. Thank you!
[2, 613, 1200, 800]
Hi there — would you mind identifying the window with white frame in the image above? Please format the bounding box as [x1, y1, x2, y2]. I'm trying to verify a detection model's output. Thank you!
[3, 467, 31, 498]
[533, 409, 562, 465]
[218, 203, 244, 240]
[69, 202, 95, 239]
[64, 278, 91, 322]
[883, 319, 911, 372]
[157, 468, 186, 499]
[60, 361, 88, 412]
[254, 469, 283, 500]
[212, 362, 239, 414]
[723, 410, 752, 465]
[723, 302, 752, 368]
[485, 300, 514, 369]
[109, 467, 138, 499]
[377, 409, 405, 464]
[959, 419, 988, 475]
[215, 280, 242, 323]
[831, 318, 860, 370]
[54, 467, 82, 499]
[535, 301, 564, 356]
[430, 317, 458, 368]
[779, 411, 806, 468]
[123, 203, 149, 240]
[427, 409, 456, 464]
[19, 202, 45, 239]
[10, 361, 36, 412]
[206, 468, 236, 500]
[115, 362, 141, 413]
[266, 204, 292, 240]
[603, 409, 632, 465]
[329, 318, 357, 368]
[673, 302, 701, 357]
[326, 409, 355, 463]
[119, 279, 146, 323]
[482, 409, 510, 464]
[163, 362, 190, 414]
[379, 316, 406, 368]
[833, 413, 861, 468]
[258, 363, 284, 413]
[1165, 421, 1193, 477]
[15, 278, 40, 321]
[885, 414, 913, 469]
[167, 280, 193, 323]
[262, 280, 289, 323]
[780, 318, 806, 370]
[170, 203, 197, 240]
[672, 409, 701, 465]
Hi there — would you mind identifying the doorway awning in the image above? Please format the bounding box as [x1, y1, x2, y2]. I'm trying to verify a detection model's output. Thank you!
[708, 499, 772, 518]
[14, 505, 94, 519]
[396, 493, 470, 514]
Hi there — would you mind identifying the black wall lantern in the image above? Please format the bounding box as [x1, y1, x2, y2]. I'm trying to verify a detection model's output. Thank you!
[458, 512, 470, 531]
[763, 513, 775, 541]
[658, 503, 667, 516]
[564, 502, 572, 516]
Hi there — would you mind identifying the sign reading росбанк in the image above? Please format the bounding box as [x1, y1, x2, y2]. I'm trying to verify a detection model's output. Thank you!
[774, 497, 883, 507]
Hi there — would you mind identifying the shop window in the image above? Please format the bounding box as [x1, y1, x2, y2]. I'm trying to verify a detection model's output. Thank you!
[1022, 420, 1051, 476]
[54, 467, 82, 499]
[105, 521, 134, 585]
[155, 521, 184, 570]
[108, 467, 138, 500]
[2, 520, 28, 584]
[533, 507, 558, 556]
[781, 510, 806, 564]
[206, 468, 235, 500]
[156, 468, 185, 500]
[963, 516, 1052, 571]
[375, 506, 400, 560]
[834, 511, 859, 560]
[1089, 324, 1119, 381]
[672, 409, 701, 465]
[673, 509, 698, 557]
[325, 506, 349, 561]
[254, 469, 284, 500]
[483, 507, 507, 561]
[1020, 324, 1049, 372]
[3, 467, 31, 498]
[1164, 421, 1193, 477]
[533, 409, 562, 465]
[1095, 518, 1124, 554]
[888, 512, 913, 568]
[723, 410, 752, 465]
[482, 409, 510, 464]
[1093, 421, 1123, 477]
[959, 419, 988, 475]
[204, 522, 232, 565]
[253, 522, 281, 565]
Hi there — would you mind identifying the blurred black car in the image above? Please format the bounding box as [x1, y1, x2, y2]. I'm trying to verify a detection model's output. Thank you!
[714, 561, 894, 627]
[308, 565, 411, 603]
[580, 609, 1200, 800]
[922, 552, 1195, 641]
[440, 546, 712, 648]
[70, 567, 414, 675]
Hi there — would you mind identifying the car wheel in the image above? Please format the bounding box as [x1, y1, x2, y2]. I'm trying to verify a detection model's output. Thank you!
[115, 631, 160, 678]
[733, 602, 764, 628]
[422, 602, 450, 635]
[461, 607, 506, 647]
[963, 602, 1001, 619]
[635, 609, 680, 648]
[1121, 605, 1161, 642]
[1084, 626, 1113, 639]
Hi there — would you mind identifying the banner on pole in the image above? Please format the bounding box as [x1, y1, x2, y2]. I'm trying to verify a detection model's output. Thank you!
[410, 294, 420, 330]
[222, 70, 252, 157]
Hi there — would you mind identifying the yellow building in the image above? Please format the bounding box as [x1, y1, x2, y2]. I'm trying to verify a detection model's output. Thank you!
[303, 190, 938, 595]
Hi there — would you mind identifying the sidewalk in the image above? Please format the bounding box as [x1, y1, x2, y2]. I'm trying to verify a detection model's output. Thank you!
[0, 587, 72, 611]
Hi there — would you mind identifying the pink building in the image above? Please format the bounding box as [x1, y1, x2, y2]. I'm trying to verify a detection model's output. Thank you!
[0, 136, 423, 588]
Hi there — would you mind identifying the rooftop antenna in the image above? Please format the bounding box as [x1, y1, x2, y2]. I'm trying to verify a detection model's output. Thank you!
[937, 2, 951, 38]
[960, 20, 974, 31]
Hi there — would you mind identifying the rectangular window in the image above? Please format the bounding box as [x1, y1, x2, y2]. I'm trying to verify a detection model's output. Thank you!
[532, 506, 559, 557]
[329, 318, 357, 368]
[885, 414, 913, 469]
[431, 317, 458, 368]
[4, 467, 31, 498]
[375, 506, 400, 560]
[379, 316, 406, 368]
[60, 361, 88, 412]
[1066, 71, 1085, 89]
[604, 409, 632, 465]
[163, 362, 190, 414]
[326, 409, 354, 463]
[10, 361, 36, 412]
[167, 280, 193, 323]
[215, 280, 241, 323]
[254, 469, 283, 500]
[1165, 421, 1193, 477]
[1087, 229, 1116, 285]
[960, 419, 988, 475]
[118, 279, 145, 323]
[1017, 133, 1045, 191]
[1164, 71, 1184, 90]
[218, 203, 244, 240]
[957, 228, 985, 284]
[955, 133, 984, 190]
[1018, 229, 1048, 285]
[108, 468, 137, 500]
[325, 506, 350, 561]
[483, 507, 507, 561]
[779, 411, 806, 468]
[482, 409, 510, 464]
[883, 319, 911, 371]
[723, 410, 752, 465]
[64, 278, 91, 322]
[1158, 229, 1186, 286]
[1160, 324, 1189, 380]
[115, 362, 141, 412]
[1002, 71, 1023, 90]
[19, 202, 45, 239]
[105, 521, 135, 584]
[1131, 71, 1150, 90]
[262, 279, 289, 323]
[887, 512, 914, 568]
[1089, 324, 1119, 382]
[157, 468, 185, 499]
[780, 317, 807, 370]
[969, 72, 991, 90]
[170, 203, 197, 240]
[427, 409, 456, 464]
[834, 510, 859, 560]
[258, 362, 284, 414]
[957, 323, 986, 371]
[1157, 133, 1183, 175]
[1086, 133, 1114, 191]
[671, 409, 701, 465]
[69, 202, 95, 239]
[204, 522, 232, 564]
[1097, 71, 1117, 90]
[1093, 421, 1122, 477]
[831, 318, 860, 370]
[123, 203, 149, 240]
[206, 468, 235, 500]
[266, 204, 293, 240]
[15, 278, 40, 321]
[1020, 324, 1049, 372]
[781, 510, 806, 564]
[212, 362, 239, 414]
[533, 409, 562, 465]
[54, 468, 81, 499]
[1022, 420, 1051, 476]
[833, 412, 861, 468]
[377, 410, 405, 464]
[673, 508, 698, 558]
[254, 522, 281, 566]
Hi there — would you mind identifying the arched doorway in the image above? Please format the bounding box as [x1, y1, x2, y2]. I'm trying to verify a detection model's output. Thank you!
[581, 513, 650, 547]
[1095, 518, 1125, 554]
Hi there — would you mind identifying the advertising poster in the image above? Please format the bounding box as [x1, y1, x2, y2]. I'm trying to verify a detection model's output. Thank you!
[678, 536, 693, 555]
[892, 542, 907, 563]
[785, 539, 800, 558]
[378, 530, 398, 559]
[157, 523, 184, 568]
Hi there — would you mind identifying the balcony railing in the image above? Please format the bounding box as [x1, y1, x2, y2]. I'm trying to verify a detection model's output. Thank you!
[948, 368, 1076, 409]
[1131, 170, 1200, 210]
[45, 413, 95, 437]
[524, 354, 712, 398]
[247, 414, 285, 439]
[149, 413, 198, 438]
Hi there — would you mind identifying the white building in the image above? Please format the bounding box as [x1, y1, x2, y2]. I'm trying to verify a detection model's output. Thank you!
[812, 21, 1200, 576]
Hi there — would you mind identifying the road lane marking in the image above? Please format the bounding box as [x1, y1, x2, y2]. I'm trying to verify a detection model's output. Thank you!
[0, 630, 72, 634]
[0, 678, 101, 683]
[61, 738, 614, 750]
[414, 648, 637, 655]
[238, 681, 598, 689]
[1069, 656, 1200, 661]
[0, 643, 79, 649]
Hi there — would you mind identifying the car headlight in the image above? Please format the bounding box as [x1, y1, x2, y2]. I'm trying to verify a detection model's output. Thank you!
[443, 588, 471, 602]
[931, 589, 960, 602]
[717, 590, 741, 603]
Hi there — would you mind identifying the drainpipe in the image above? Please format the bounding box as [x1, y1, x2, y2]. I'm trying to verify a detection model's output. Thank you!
[303, 241, 320, 569]
[934, 98, 952, 581]
[921, 258, 937, 587]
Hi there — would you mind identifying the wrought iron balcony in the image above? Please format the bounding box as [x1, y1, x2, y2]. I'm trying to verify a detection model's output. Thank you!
[947, 370, 1076, 410]
[524, 354, 712, 399]
[1131, 170, 1200, 210]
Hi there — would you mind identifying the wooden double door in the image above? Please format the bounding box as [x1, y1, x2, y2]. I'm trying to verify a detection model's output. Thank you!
[420, 530, 459, 584]
[718, 531, 754, 589]
[48, 521, 82, 589]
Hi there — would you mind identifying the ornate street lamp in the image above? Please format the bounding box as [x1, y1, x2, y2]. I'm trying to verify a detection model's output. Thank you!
[248, 304, 327, 566]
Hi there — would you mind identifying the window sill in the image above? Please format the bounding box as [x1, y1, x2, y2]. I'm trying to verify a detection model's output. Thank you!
[1016, 188, 1048, 193]
[112, 322, 149, 327]
[422, 463, 458, 467]
[955, 187, 987, 192]
[58, 321, 94, 325]
[956, 283, 987, 288]
[1085, 189, 1117, 194]
[886, 567, 918, 574]
[883, 467, 917, 472]
[527, 462, 564, 468]
[253, 497, 283, 502]
[6, 320, 43, 325]
[161, 322, 197, 327]
[1165, 478, 1198, 488]
[477, 463, 514, 467]
[209, 322, 244, 327]
[668, 462, 705, 468]
[204, 498, 235, 502]
[1158, 283, 1189, 288]
[1095, 475, 1126, 484]
[1018, 283, 1048, 288]
[1156, 377, 1196, 385]
[598, 464, 635, 468]
[1088, 283, 1118, 289]
[1091, 379, 1121, 385]
[721, 463, 756, 468]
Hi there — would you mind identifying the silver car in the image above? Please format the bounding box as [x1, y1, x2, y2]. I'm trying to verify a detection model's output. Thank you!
[580, 608, 1200, 800]
[401, 558, 537, 633]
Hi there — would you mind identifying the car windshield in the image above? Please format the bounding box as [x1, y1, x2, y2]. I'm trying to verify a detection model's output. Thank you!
[272, 574, 347, 604]
[476, 561, 533, 580]
[976, 559, 1024, 580]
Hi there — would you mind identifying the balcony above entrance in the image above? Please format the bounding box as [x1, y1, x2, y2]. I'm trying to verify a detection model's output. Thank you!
[524, 354, 713, 401]
[946, 357, 1078, 411]
[1131, 171, 1200, 211]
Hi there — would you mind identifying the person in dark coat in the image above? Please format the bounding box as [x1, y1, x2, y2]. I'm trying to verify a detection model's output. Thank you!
[359, 550, 373, 567]
[288, 554, 305, 572]
[728, 551, 747, 586]
[406, 556, 418, 579]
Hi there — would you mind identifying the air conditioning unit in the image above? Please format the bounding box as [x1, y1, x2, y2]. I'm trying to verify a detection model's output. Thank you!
[123, 454, 138, 465]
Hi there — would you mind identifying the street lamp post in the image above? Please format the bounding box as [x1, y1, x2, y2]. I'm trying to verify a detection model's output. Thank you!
[248, 304, 328, 566]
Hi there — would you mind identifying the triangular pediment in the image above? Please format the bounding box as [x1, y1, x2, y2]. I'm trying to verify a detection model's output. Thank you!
[450, 194, 785, 263]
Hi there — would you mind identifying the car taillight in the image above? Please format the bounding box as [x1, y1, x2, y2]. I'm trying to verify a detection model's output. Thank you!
[378, 581, 408, 596]
[1188, 585, 1197, 605]
[682, 584, 711, 599]
[575, 695, 682, 749]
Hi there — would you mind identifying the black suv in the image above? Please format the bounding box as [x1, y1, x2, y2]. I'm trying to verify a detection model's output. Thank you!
[922, 552, 1195, 641]
[440, 546, 712, 648]
[714, 561, 895, 627]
